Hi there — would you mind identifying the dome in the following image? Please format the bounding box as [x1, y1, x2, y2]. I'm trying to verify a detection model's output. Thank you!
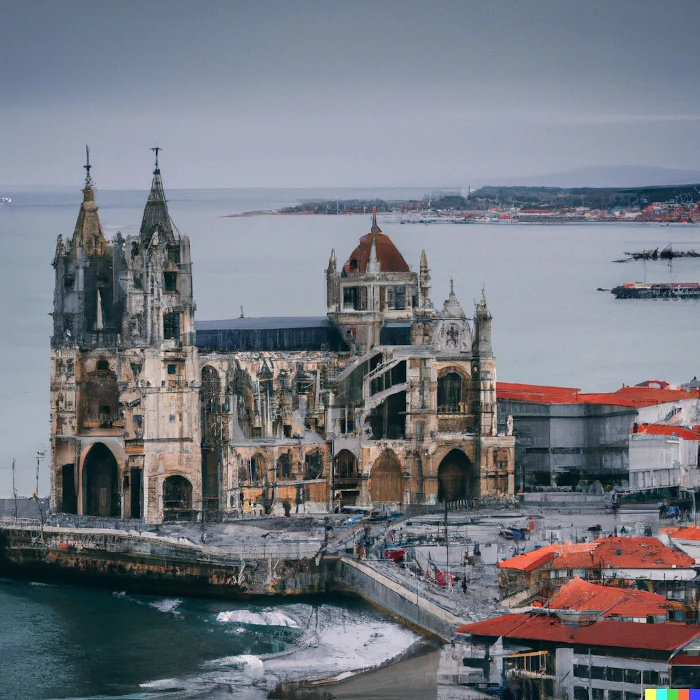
[342, 227, 410, 275]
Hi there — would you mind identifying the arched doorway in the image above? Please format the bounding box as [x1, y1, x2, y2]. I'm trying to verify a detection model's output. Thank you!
[437, 449, 475, 503]
[371, 450, 403, 504]
[82, 443, 120, 517]
[334, 449, 359, 507]
[163, 475, 194, 521]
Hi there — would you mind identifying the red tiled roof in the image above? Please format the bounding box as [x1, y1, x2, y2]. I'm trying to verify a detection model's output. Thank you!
[498, 546, 557, 572]
[547, 577, 669, 618]
[671, 526, 700, 542]
[592, 537, 695, 570]
[342, 228, 410, 275]
[497, 382, 700, 408]
[496, 383, 581, 404]
[499, 537, 694, 572]
[634, 424, 700, 441]
[457, 613, 700, 652]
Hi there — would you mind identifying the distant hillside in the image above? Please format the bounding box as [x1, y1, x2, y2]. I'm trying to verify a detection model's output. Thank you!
[497, 165, 700, 189]
[470, 183, 700, 209]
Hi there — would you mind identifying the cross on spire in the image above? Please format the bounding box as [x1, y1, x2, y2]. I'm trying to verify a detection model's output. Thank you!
[83, 145, 93, 186]
[151, 146, 162, 173]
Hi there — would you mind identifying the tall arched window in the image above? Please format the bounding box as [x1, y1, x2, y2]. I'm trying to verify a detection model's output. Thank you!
[437, 371, 465, 413]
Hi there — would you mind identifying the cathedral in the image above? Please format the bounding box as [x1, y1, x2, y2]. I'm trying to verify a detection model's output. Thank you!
[49, 154, 515, 523]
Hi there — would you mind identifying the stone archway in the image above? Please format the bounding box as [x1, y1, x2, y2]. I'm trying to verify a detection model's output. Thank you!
[437, 449, 475, 503]
[163, 475, 194, 521]
[82, 443, 120, 517]
[370, 450, 403, 504]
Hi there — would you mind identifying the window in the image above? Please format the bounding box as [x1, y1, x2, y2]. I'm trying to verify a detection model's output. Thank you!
[386, 286, 395, 310]
[167, 246, 180, 265]
[573, 687, 588, 700]
[164, 271, 178, 292]
[395, 285, 406, 310]
[305, 451, 323, 480]
[163, 311, 180, 340]
[624, 669, 641, 684]
[133, 274, 143, 289]
[133, 415, 142, 429]
[608, 667, 623, 682]
[343, 286, 367, 311]
[643, 670, 659, 685]
[609, 692, 623, 700]
[573, 665, 589, 679]
[167, 364, 177, 375]
[349, 258, 357, 270]
[97, 360, 109, 371]
[592, 689, 604, 700]
[169, 414, 176, 423]
[625, 693, 641, 700]
[590, 665, 606, 680]
[437, 372, 465, 413]
[278, 453, 291, 479]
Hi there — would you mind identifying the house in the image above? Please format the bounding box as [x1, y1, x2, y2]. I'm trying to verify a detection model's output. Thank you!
[455, 612, 700, 697]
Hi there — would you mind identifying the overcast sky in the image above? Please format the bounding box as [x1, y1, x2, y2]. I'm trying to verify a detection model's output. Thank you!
[2, 0, 700, 188]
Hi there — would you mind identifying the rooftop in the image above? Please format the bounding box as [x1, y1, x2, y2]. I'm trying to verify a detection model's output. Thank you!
[499, 537, 695, 572]
[195, 317, 330, 331]
[457, 613, 700, 652]
[342, 225, 410, 275]
[497, 381, 700, 408]
[633, 423, 700, 441]
[546, 577, 670, 619]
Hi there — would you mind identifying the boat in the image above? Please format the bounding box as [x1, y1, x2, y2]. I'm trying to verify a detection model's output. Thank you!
[0, 197, 11, 204]
[611, 282, 700, 299]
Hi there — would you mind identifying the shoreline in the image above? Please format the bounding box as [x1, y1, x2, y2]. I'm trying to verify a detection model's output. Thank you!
[268, 637, 442, 700]
[219, 210, 697, 225]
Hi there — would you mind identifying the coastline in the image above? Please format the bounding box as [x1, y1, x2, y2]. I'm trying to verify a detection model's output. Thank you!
[268, 637, 441, 700]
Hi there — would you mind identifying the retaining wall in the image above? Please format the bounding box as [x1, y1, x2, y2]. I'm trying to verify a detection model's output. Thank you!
[337, 557, 460, 641]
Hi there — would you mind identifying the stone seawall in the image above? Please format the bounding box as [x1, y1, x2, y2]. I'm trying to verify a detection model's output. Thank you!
[336, 557, 460, 641]
[0, 524, 328, 597]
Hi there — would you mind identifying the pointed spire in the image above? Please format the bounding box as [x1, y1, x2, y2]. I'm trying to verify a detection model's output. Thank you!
[442, 276, 465, 318]
[328, 248, 337, 271]
[73, 147, 105, 254]
[140, 148, 175, 245]
[476, 285, 492, 320]
[420, 249, 428, 272]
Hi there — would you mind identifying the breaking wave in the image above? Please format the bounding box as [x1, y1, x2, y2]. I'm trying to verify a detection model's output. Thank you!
[148, 598, 182, 615]
[216, 609, 299, 628]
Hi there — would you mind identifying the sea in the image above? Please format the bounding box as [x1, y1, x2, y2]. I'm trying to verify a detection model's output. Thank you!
[1, 185, 700, 697]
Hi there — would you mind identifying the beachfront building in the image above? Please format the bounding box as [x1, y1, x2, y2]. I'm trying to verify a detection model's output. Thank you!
[452, 612, 700, 697]
[49, 155, 515, 523]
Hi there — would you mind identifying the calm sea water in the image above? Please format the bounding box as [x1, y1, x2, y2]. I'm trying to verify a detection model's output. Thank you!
[1, 186, 699, 698]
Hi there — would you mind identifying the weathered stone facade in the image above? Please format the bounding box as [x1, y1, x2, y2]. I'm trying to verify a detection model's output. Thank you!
[50, 159, 514, 523]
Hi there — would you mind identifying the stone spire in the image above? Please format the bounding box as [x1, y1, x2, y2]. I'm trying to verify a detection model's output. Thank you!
[442, 277, 466, 318]
[474, 287, 493, 357]
[328, 248, 336, 272]
[140, 147, 175, 245]
[72, 145, 106, 255]
[419, 249, 431, 308]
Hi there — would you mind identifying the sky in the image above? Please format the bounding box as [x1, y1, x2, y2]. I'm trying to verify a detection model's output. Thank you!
[2, 0, 700, 188]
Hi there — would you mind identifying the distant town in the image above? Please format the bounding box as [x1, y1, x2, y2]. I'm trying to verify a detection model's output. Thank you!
[229, 183, 700, 224]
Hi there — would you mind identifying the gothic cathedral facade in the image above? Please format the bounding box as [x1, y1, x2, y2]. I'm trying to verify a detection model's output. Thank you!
[50, 158, 515, 523]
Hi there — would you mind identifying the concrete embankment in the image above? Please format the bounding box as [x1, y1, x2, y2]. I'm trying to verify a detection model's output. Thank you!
[335, 557, 461, 641]
[0, 522, 329, 597]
